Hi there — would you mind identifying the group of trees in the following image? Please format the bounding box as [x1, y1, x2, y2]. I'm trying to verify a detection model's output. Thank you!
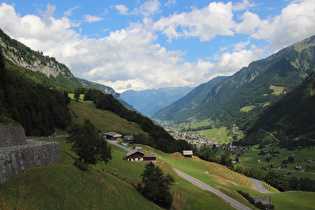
[75, 87, 191, 153]
[0, 49, 71, 136]
[192, 145, 234, 170]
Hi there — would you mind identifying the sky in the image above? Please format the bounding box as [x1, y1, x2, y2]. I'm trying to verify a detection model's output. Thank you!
[0, 0, 315, 93]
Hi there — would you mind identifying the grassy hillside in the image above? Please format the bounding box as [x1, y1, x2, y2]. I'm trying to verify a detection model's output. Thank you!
[68, 94, 145, 135]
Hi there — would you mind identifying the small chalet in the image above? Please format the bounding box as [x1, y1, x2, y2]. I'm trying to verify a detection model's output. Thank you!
[183, 150, 193, 157]
[125, 150, 157, 162]
[126, 150, 145, 161]
[104, 132, 122, 140]
[123, 135, 134, 144]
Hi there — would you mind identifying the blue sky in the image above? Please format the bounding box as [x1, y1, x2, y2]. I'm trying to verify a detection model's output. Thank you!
[0, 0, 315, 92]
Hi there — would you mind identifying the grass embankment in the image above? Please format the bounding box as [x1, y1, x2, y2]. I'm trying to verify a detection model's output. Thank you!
[68, 95, 146, 135]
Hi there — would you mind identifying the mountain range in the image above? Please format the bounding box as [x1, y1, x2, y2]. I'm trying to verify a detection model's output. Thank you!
[121, 87, 194, 117]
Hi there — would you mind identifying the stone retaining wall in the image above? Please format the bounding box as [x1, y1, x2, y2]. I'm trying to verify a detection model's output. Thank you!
[0, 126, 26, 147]
[0, 126, 62, 184]
[0, 142, 62, 184]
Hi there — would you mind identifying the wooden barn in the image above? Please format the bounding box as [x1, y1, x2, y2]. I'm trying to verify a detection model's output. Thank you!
[104, 132, 122, 140]
[123, 135, 134, 144]
[126, 150, 144, 161]
[125, 150, 157, 162]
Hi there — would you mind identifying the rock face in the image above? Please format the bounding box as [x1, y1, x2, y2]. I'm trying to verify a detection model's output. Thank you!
[0, 126, 62, 184]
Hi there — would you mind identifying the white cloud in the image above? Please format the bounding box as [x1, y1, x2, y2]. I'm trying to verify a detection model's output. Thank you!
[235, 11, 261, 34]
[252, 0, 315, 51]
[216, 45, 264, 75]
[84, 15, 103, 23]
[64, 6, 79, 17]
[154, 2, 235, 41]
[137, 0, 161, 16]
[114, 4, 129, 15]
[165, 0, 176, 7]
[233, 0, 256, 11]
[42, 4, 56, 26]
[233, 40, 250, 51]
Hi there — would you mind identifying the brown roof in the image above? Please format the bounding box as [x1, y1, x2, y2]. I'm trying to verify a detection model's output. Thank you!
[126, 150, 144, 157]
[144, 153, 157, 158]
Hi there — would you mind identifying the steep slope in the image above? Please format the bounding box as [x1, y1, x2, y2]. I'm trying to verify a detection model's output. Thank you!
[157, 35, 315, 126]
[239, 71, 315, 147]
[0, 28, 82, 91]
[152, 76, 227, 121]
[121, 87, 194, 117]
[0, 49, 71, 136]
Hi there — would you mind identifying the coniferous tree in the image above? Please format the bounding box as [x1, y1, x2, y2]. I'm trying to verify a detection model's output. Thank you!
[138, 162, 174, 208]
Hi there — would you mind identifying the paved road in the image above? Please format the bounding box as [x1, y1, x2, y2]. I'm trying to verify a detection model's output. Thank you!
[249, 178, 274, 194]
[173, 168, 252, 210]
[106, 140, 132, 152]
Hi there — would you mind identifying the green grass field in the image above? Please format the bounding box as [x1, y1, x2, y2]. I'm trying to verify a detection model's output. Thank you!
[201, 127, 233, 144]
[68, 95, 146, 135]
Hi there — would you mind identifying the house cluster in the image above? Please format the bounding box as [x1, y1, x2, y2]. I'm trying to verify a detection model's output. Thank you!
[104, 132, 135, 144]
[104, 132, 157, 162]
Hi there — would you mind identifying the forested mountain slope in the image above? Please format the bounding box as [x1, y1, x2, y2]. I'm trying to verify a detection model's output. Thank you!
[153, 76, 227, 121]
[196, 35, 315, 127]
[0, 29, 81, 91]
[238, 71, 315, 147]
[155, 35, 315, 127]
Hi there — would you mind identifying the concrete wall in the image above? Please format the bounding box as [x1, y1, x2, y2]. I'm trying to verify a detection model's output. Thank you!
[0, 126, 26, 147]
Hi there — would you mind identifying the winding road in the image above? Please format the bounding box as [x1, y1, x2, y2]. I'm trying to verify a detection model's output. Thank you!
[249, 177, 274, 194]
